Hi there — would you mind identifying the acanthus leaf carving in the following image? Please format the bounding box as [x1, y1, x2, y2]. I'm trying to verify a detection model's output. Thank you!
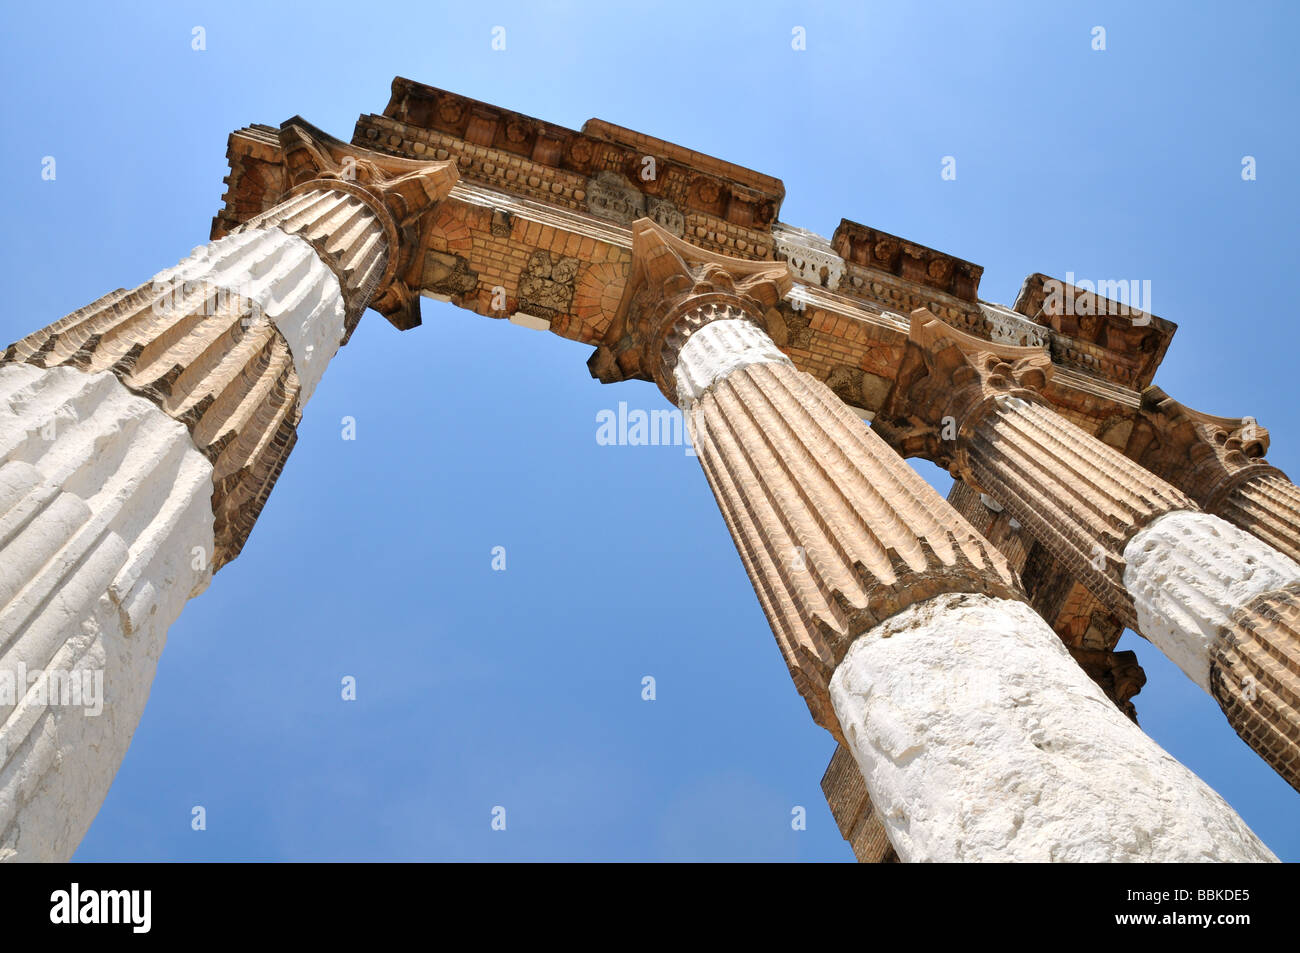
[873, 308, 1054, 469]
[586, 219, 791, 400]
[1134, 385, 1282, 509]
[261, 118, 460, 331]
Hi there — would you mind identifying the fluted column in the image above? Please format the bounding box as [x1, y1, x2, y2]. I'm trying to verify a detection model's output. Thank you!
[595, 220, 1275, 861]
[1217, 474, 1300, 564]
[877, 309, 1300, 792]
[679, 316, 1020, 732]
[0, 132, 457, 860]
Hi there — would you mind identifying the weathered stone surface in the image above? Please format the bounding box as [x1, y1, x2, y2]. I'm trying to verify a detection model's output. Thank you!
[1068, 646, 1146, 723]
[773, 224, 844, 291]
[964, 394, 1191, 627]
[0, 364, 214, 862]
[946, 479, 1141, 718]
[216, 88, 1179, 452]
[1124, 511, 1300, 693]
[3, 227, 346, 569]
[830, 592, 1276, 862]
[233, 188, 388, 333]
[151, 228, 346, 404]
[832, 221, 982, 301]
[688, 356, 1020, 734]
[878, 311, 1192, 627]
[517, 249, 581, 319]
[1124, 387, 1300, 566]
[370, 77, 783, 234]
[1012, 273, 1174, 391]
[1130, 386, 1274, 505]
[821, 744, 897, 863]
[0, 164, 457, 860]
[1214, 584, 1300, 793]
[875, 308, 1057, 465]
[12, 77, 1291, 865]
[673, 315, 791, 406]
[601, 223, 1020, 736]
[1218, 472, 1300, 567]
[216, 117, 459, 332]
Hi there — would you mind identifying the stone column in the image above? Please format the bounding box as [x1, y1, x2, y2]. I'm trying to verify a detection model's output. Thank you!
[1131, 386, 1300, 567]
[591, 221, 1274, 861]
[0, 131, 457, 861]
[876, 309, 1300, 793]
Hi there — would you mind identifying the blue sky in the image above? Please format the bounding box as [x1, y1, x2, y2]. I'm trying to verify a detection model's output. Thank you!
[1, 1, 1296, 860]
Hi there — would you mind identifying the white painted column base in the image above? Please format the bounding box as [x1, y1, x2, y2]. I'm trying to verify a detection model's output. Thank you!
[0, 364, 215, 862]
[829, 591, 1276, 862]
[0, 222, 351, 862]
[1124, 510, 1300, 694]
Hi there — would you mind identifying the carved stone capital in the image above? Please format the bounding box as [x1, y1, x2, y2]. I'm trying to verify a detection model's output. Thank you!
[874, 308, 1053, 469]
[1132, 385, 1285, 510]
[586, 219, 792, 401]
[240, 118, 459, 331]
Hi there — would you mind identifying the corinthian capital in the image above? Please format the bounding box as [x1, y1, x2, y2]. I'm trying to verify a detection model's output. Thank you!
[586, 219, 792, 401]
[1130, 385, 1283, 509]
[237, 118, 459, 331]
[873, 308, 1053, 467]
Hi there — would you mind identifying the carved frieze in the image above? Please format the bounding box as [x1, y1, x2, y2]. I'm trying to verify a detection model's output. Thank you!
[517, 250, 581, 319]
[773, 224, 845, 290]
[584, 170, 686, 236]
[422, 250, 479, 298]
[980, 303, 1050, 349]
[832, 220, 982, 300]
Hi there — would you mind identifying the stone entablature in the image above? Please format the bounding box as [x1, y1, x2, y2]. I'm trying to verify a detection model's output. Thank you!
[1013, 272, 1174, 391]
[213, 90, 1173, 451]
[831, 219, 983, 301]
[377, 77, 784, 228]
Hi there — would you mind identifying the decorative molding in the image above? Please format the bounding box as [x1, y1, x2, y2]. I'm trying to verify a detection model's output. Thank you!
[1013, 272, 1174, 391]
[773, 224, 845, 290]
[980, 302, 1050, 349]
[874, 307, 1053, 466]
[371, 77, 783, 229]
[832, 220, 982, 301]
